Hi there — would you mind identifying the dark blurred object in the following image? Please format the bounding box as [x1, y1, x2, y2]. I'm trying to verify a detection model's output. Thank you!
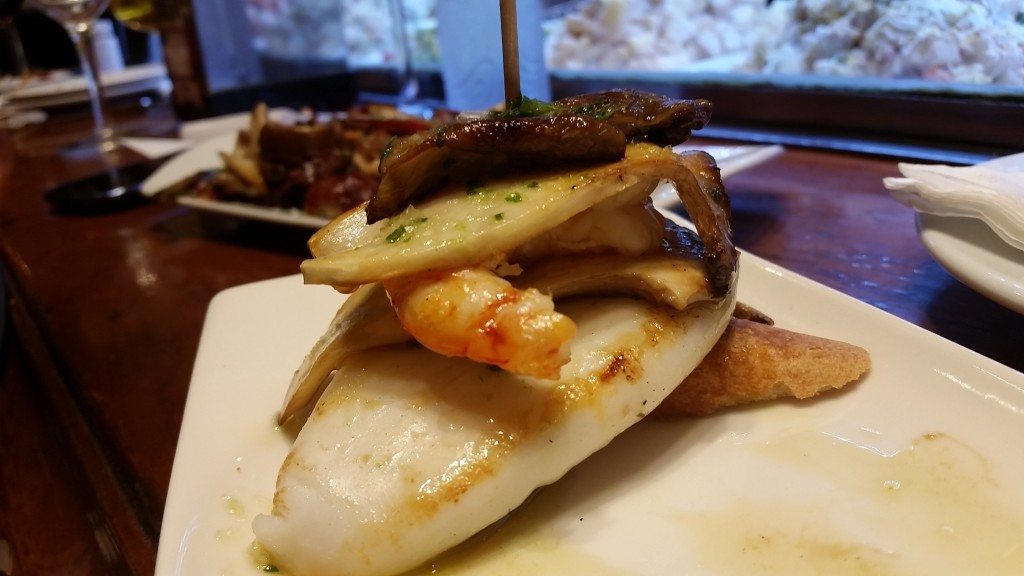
[0, 0, 23, 30]
[114, 23, 159, 66]
[2, 7, 157, 75]
[2, 10, 75, 72]
[0, 0, 27, 74]
[149, 1, 208, 119]
[44, 161, 153, 214]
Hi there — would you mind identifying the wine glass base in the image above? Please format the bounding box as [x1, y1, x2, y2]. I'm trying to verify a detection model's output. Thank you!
[44, 162, 152, 215]
[59, 132, 122, 161]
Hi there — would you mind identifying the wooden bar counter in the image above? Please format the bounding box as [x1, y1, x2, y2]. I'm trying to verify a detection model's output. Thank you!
[1, 103, 1021, 575]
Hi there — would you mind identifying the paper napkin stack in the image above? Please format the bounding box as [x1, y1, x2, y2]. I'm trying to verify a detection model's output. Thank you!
[884, 152, 1024, 252]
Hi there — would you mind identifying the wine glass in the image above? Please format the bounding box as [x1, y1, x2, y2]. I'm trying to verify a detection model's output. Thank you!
[28, 0, 157, 212]
[27, 0, 116, 154]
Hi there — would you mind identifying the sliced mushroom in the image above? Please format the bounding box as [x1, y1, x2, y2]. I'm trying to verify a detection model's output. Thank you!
[367, 90, 713, 223]
[303, 143, 736, 297]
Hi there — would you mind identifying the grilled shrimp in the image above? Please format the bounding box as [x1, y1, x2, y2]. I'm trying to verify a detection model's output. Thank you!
[383, 268, 577, 380]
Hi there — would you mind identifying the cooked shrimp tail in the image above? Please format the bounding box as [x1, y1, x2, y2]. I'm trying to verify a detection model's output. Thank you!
[383, 268, 577, 379]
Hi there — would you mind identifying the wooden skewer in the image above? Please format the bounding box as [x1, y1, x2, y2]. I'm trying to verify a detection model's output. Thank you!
[499, 0, 521, 107]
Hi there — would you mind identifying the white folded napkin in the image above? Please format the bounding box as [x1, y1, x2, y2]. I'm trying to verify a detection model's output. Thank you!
[884, 152, 1024, 252]
[121, 107, 305, 160]
[179, 107, 307, 142]
[119, 136, 193, 158]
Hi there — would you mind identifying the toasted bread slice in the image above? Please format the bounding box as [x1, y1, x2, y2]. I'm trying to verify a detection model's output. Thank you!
[657, 318, 870, 417]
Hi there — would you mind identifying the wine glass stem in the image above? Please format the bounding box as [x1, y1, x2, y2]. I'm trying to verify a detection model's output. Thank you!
[66, 21, 116, 151]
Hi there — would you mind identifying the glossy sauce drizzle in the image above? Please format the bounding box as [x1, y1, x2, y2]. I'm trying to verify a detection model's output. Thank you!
[683, 432, 1024, 575]
[245, 431, 1024, 575]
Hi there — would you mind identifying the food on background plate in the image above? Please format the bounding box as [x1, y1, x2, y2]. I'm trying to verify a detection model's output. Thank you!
[253, 90, 870, 576]
[181, 103, 453, 219]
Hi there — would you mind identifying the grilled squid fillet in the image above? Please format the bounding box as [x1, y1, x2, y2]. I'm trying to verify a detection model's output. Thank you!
[254, 291, 735, 576]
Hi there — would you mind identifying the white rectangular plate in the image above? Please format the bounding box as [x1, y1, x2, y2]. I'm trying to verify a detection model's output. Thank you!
[155, 220, 1024, 575]
[5, 63, 169, 108]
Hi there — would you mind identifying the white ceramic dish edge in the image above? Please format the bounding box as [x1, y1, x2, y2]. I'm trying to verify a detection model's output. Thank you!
[917, 213, 1024, 314]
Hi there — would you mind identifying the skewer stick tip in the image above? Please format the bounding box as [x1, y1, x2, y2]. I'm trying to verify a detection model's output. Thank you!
[499, 0, 521, 108]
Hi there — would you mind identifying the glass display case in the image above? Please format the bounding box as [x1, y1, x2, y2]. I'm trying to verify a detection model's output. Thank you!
[164, 0, 442, 117]
[545, 0, 1024, 91]
[169, 0, 1020, 156]
[541, 0, 1024, 157]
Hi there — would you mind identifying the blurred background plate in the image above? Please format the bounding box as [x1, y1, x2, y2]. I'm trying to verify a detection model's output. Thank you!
[918, 213, 1024, 314]
[4, 62, 169, 108]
